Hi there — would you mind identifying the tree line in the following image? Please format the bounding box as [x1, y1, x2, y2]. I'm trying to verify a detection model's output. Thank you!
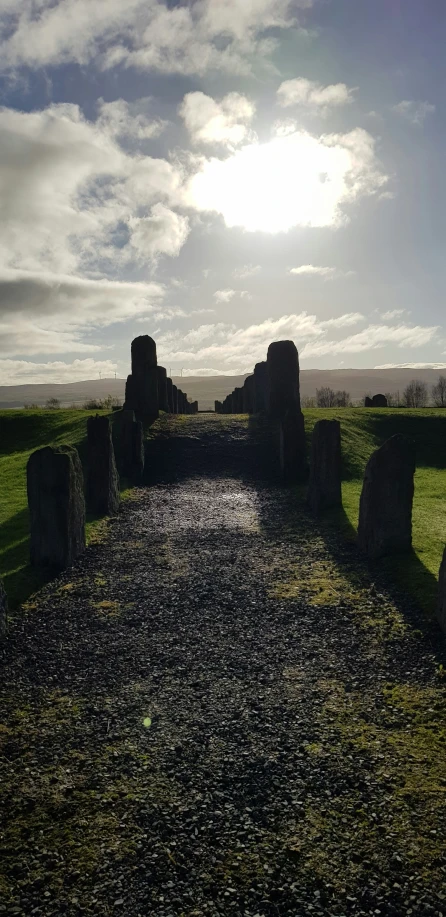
[301, 375, 446, 408]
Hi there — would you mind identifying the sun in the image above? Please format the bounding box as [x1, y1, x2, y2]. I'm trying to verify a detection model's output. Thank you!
[187, 128, 380, 233]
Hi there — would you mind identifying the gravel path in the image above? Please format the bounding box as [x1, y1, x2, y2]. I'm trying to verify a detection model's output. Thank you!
[1, 415, 445, 917]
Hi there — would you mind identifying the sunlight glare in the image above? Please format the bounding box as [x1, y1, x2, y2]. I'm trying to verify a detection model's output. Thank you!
[188, 130, 362, 233]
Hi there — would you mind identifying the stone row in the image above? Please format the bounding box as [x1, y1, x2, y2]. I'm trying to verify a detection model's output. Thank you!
[124, 335, 198, 422]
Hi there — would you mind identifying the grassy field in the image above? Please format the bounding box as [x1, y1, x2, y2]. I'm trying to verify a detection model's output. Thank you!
[0, 410, 113, 608]
[302, 408, 446, 619]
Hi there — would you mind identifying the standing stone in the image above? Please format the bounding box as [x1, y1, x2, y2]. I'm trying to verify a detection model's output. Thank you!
[191, 401, 199, 414]
[307, 420, 342, 514]
[364, 396, 373, 407]
[172, 385, 179, 414]
[372, 393, 388, 408]
[87, 415, 120, 516]
[438, 548, 446, 635]
[267, 340, 301, 418]
[166, 377, 174, 413]
[127, 335, 158, 423]
[0, 577, 7, 639]
[254, 361, 269, 413]
[157, 366, 169, 412]
[215, 401, 223, 414]
[279, 406, 307, 483]
[132, 420, 145, 483]
[243, 375, 255, 413]
[27, 445, 86, 569]
[358, 434, 415, 559]
[112, 410, 144, 482]
[233, 387, 243, 413]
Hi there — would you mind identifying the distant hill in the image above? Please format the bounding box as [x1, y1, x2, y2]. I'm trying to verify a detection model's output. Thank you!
[0, 368, 445, 411]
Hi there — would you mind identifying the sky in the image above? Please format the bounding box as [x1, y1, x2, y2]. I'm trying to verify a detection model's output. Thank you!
[0, 0, 445, 384]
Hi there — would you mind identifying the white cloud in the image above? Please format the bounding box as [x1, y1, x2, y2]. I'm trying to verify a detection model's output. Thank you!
[0, 269, 165, 356]
[214, 289, 252, 302]
[156, 311, 365, 371]
[379, 309, 406, 321]
[186, 127, 388, 233]
[179, 91, 255, 146]
[0, 102, 187, 277]
[290, 264, 355, 280]
[97, 98, 167, 140]
[127, 205, 190, 260]
[0, 0, 307, 77]
[392, 100, 436, 126]
[375, 363, 446, 370]
[0, 358, 118, 386]
[301, 323, 439, 359]
[232, 264, 261, 279]
[277, 78, 355, 113]
[290, 265, 335, 276]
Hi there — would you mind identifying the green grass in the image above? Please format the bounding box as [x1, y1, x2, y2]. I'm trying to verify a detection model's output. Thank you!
[0, 410, 112, 609]
[302, 408, 446, 618]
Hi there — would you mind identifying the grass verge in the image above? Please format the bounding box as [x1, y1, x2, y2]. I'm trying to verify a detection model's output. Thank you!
[302, 408, 446, 618]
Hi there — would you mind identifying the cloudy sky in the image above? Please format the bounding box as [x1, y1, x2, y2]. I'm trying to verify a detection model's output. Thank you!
[0, 0, 445, 383]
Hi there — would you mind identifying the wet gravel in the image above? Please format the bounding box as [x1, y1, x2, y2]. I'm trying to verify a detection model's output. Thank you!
[0, 415, 445, 917]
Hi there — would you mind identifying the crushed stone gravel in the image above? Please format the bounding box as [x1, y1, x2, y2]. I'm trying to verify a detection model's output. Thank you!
[0, 414, 445, 917]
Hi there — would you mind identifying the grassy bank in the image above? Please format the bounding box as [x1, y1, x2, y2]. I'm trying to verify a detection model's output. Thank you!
[303, 408, 446, 619]
[0, 410, 111, 608]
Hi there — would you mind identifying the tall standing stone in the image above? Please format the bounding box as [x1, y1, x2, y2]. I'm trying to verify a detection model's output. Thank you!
[27, 445, 86, 569]
[127, 335, 159, 424]
[233, 387, 243, 413]
[0, 577, 7, 639]
[279, 406, 307, 483]
[267, 340, 301, 418]
[307, 420, 342, 514]
[172, 385, 179, 414]
[358, 434, 415, 559]
[438, 548, 446, 635]
[268, 340, 306, 479]
[364, 396, 373, 407]
[243, 375, 255, 413]
[87, 415, 120, 516]
[157, 366, 169, 412]
[112, 410, 144, 483]
[215, 401, 223, 414]
[166, 377, 174, 413]
[254, 361, 269, 413]
[191, 401, 198, 414]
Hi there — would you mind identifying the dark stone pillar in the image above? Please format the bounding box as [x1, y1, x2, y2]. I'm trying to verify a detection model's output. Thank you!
[307, 420, 342, 514]
[279, 406, 307, 483]
[358, 434, 415, 559]
[243, 375, 255, 413]
[0, 577, 7, 639]
[438, 548, 446, 635]
[254, 361, 269, 413]
[87, 415, 120, 516]
[215, 400, 223, 413]
[112, 410, 144, 482]
[192, 401, 198, 414]
[157, 366, 169, 412]
[364, 396, 373, 407]
[233, 387, 243, 413]
[372, 394, 388, 407]
[166, 377, 174, 413]
[172, 385, 179, 414]
[128, 335, 158, 423]
[267, 340, 301, 418]
[27, 445, 86, 569]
